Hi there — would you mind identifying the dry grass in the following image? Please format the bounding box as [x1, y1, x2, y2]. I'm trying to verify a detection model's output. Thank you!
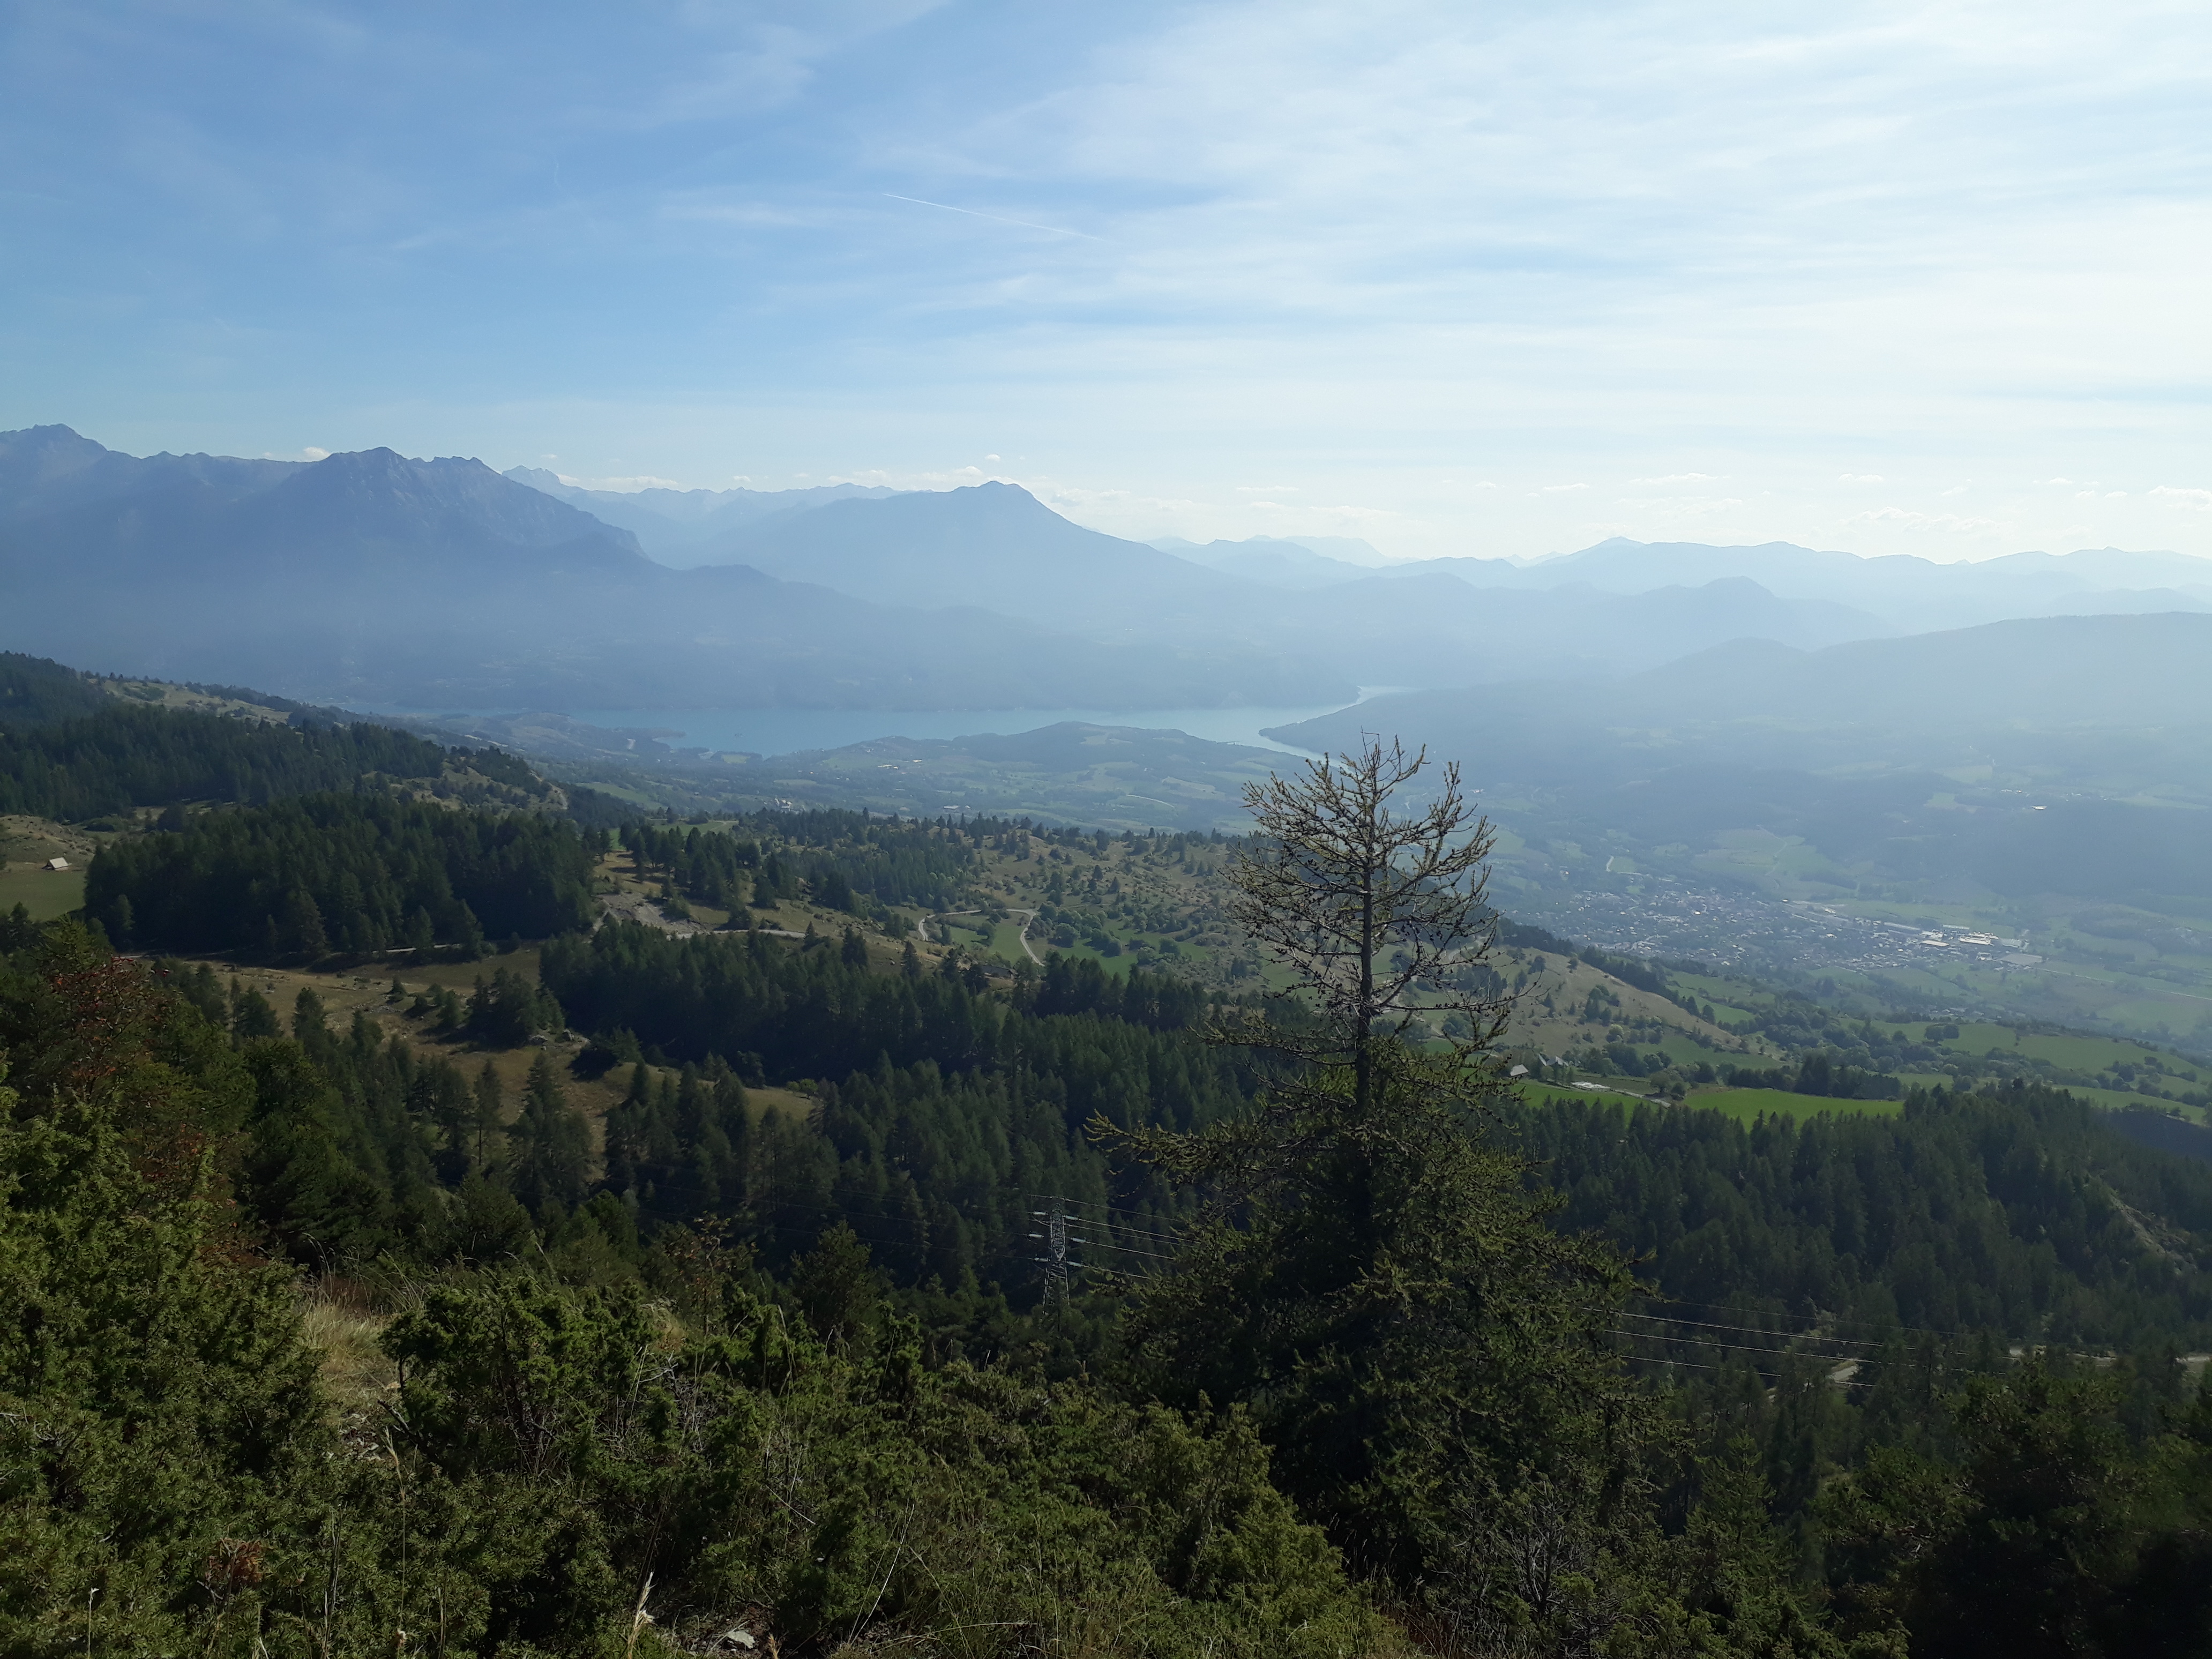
[297, 1280, 397, 1415]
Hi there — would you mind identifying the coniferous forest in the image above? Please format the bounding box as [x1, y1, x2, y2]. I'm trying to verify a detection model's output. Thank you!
[0, 652, 458, 820]
[6, 679, 2212, 1656]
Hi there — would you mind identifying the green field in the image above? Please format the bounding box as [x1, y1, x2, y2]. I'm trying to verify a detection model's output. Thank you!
[1879, 1019, 2187, 1076]
[1661, 971, 1766, 1026]
[1513, 1080, 1904, 1124]
[1515, 1080, 1662, 1109]
[0, 864, 85, 922]
[2062, 1083, 2205, 1117]
[1685, 1086, 1903, 1124]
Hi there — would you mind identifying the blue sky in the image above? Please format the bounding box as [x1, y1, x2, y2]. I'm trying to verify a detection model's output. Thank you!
[4, 1, 2209, 562]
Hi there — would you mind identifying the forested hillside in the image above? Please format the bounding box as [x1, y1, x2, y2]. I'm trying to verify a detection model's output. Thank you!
[0, 701, 453, 820]
[0, 651, 548, 823]
[0, 651, 110, 726]
[88, 794, 601, 956]
[10, 706, 2212, 1653]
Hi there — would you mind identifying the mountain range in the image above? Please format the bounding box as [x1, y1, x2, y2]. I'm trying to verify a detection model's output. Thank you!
[4, 423, 2209, 718]
[0, 427, 1326, 709]
[499, 467, 901, 566]
[1187, 532, 2212, 634]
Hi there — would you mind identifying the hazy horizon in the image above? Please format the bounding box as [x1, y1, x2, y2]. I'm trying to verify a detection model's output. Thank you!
[17, 421, 2212, 573]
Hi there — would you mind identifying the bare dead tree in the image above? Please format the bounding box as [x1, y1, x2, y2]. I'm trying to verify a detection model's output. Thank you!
[1220, 733, 1510, 1117]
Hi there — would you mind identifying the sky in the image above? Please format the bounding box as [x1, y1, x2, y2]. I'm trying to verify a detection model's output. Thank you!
[3, 1, 2209, 563]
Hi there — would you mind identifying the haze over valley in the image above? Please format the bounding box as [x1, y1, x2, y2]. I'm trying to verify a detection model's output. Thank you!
[10, 415, 2212, 1055]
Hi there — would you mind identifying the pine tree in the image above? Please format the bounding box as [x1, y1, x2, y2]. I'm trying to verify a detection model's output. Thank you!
[456, 902, 487, 960]
[1117, 736, 1649, 1590]
[789, 1221, 879, 1349]
[408, 1058, 474, 1183]
[229, 978, 281, 1040]
[603, 1062, 656, 1197]
[506, 1050, 589, 1218]
[281, 886, 327, 958]
[470, 1058, 505, 1175]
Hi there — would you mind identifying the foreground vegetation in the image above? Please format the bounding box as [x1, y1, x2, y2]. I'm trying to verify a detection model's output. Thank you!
[9, 659, 2212, 1654]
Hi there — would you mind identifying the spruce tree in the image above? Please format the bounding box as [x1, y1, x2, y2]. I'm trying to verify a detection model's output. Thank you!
[229, 977, 281, 1040]
[280, 886, 327, 958]
[506, 1049, 589, 1218]
[470, 1058, 505, 1174]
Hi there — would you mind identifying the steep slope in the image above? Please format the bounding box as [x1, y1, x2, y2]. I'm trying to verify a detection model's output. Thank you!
[0, 431, 1961, 706]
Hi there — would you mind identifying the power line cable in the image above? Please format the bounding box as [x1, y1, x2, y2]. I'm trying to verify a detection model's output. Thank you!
[1631, 1296, 2010, 1346]
[1616, 1312, 1886, 1351]
[1612, 1334, 1893, 1386]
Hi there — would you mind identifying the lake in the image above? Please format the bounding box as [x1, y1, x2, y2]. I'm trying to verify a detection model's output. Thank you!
[380, 694, 1407, 760]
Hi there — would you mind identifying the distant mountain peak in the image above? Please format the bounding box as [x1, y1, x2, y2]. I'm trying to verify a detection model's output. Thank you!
[257, 447, 640, 556]
[0, 422, 113, 478]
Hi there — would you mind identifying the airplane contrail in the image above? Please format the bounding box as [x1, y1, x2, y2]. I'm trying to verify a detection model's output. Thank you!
[884, 193, 1102, 241]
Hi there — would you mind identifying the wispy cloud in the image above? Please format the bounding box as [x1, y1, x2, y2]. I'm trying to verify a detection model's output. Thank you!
[1843, 507, 2001, 533]
[8, 1, 2212, 562]
[1619, 495, 1744, 515]
[882, 193, 1102, 241]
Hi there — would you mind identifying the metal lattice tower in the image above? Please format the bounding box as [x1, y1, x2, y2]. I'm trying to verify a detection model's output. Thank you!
[1028, 1195, 1087, 1312]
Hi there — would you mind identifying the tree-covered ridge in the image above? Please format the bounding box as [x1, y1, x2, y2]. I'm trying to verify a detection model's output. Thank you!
[0, 695, 458, 821]
[0, 650, 110, 726]
[0, 652, 574, 829]
[86, 793, 601, 957]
